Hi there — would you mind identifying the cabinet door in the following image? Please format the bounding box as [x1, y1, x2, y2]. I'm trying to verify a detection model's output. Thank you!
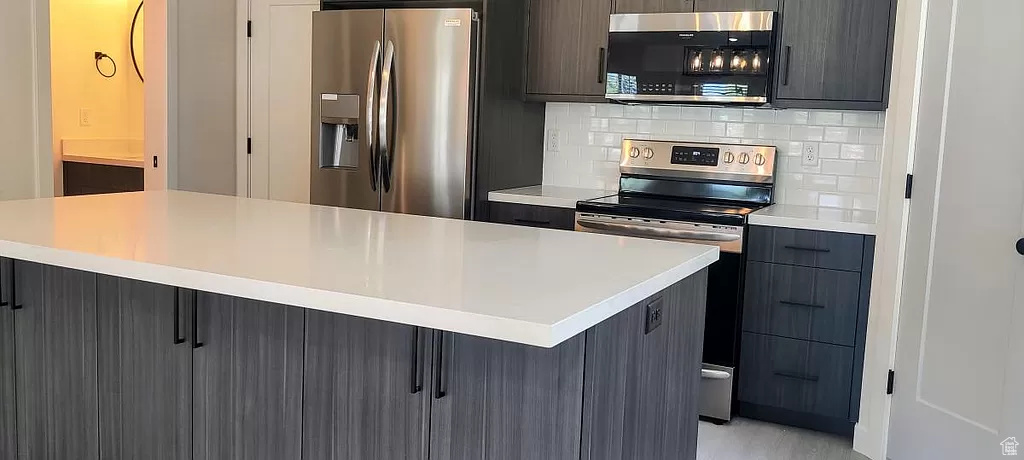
[428, 332, 585, 460]
[0, 259, 16, 459]
[582, 271, 707, 460]
[693, 0, 777, 11]
[613, 0, 694, 13]
[302, 311, 431, 460]
[14, 262, 100, 460]
[192, 293, 305, 460]
[96, 277, 192, 460]
[775, 0, 893, 104]
[526, 0, 610, 99]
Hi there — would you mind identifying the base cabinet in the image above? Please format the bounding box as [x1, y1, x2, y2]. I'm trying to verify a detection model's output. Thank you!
[429, 332, 585, 460]
[302, 312, 431, 460]
[97, 277, 192, 460]
[0, 259, 18, 459]
[192, 293, 305, 460]
[14, 262, 100, 460]
[0, 259, 709, 460]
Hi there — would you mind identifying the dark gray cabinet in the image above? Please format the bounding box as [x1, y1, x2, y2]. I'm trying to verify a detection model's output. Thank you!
[302, 312, 432, 460]
[774, 0, 896, 109]
[739, 226, 875, 436]
[525, 0, 610, 101]
[428, 332, 585, 460]
[613, 0, 694, 13]
[0, 259, 17, 459]
[488, 201, 576, 230]
[582, 270, 706, 460]
[693, 0, 777, 11]
[14, 262, 100, 460]
[97, 277, 192, 460]
[192, 293, 305, 460]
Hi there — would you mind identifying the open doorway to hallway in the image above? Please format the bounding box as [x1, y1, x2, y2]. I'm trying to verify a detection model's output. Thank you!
[51, 0, 146, 196]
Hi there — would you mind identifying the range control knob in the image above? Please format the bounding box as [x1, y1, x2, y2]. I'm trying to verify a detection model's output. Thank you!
[738, 152, 751, 164]
[642, 148, 655, 160]
[629, 147, 641, 158]
[723, 151, 735, 163]
[754, 153, 766, 166]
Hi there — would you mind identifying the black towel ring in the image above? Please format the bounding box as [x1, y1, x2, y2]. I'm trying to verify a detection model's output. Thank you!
[94, 51, 117, 78]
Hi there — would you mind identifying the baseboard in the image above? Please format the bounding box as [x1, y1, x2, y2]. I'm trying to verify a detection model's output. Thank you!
[736, 402, 855, 438]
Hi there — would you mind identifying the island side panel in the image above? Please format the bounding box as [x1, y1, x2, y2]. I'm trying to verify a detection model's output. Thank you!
[581, 269, 708, 460]
[428, 332, 586, 460]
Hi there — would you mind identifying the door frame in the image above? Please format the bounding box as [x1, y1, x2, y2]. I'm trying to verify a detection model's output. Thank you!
[851, 0, 928, 458]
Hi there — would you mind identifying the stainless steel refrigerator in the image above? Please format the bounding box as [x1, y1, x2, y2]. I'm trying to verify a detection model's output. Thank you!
[310, 8, 478, 219]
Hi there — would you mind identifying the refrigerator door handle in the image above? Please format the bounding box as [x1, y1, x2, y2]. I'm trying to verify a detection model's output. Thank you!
[378, 40, 395, 193]
[366, 40, 381, 192]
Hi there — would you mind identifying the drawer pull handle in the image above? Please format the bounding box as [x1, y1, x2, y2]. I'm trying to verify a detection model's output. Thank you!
[774, 370, 819, 382]
[513, 218, 552, 227]
[783, 245, 831, 253]
[779, 300, 826, 309]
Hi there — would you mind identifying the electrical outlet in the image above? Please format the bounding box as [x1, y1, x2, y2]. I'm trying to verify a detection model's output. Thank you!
[801, 143, 819, 166]
[79, 108, 92, 127]
[546, 129, 560, 152]
[645, 299, 663, 334]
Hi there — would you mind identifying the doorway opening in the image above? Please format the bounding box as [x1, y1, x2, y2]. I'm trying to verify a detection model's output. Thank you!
[50, 0, 146, 196]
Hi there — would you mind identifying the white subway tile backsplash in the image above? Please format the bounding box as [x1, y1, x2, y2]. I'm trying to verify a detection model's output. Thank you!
[695, 121, 727, 137]
[712, 108, 746, 122]
[824, 126, 858, 143]
[775, 110, 810, 125]
[810, 111, 844, 126]
[543, 103, 886, 211]
[790, 125, 825, 141]
[679, 107, 713, 120]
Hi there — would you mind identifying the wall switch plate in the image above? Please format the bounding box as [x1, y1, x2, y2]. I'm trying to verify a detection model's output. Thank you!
[802, 143, 819, 166]
[546, 129, 559, 152]
[79, 108, 92, 127]
[645, 299, 663, 334]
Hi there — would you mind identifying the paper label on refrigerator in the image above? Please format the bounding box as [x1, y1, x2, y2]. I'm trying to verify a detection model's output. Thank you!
[444, 18, 462, 27]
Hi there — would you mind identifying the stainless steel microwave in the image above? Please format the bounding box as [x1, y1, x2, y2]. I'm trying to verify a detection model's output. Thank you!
[605, 11, 776, 105]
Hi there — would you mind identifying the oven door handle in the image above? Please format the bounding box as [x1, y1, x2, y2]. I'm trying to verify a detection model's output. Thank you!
[576, 217, 741, 242]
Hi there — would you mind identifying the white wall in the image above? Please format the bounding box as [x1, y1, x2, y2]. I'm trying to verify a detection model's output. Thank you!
[543, 103, 886, 212]
[0, 0, 53, 200]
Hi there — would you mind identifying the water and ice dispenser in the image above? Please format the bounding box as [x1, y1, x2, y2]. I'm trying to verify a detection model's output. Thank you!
[318, 93, 360, 169]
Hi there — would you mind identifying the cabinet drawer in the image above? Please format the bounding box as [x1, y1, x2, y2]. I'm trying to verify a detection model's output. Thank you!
[748, 226, 865, 271]
[742, 262, 861, 346]
[488, 202, 576, 231]
[738, 333, 854, 419]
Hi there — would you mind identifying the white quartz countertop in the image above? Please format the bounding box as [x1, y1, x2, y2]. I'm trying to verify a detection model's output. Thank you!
[749, 204, 877, 235]
[0, 191, 718, 347]
[488, 185, 615, 209]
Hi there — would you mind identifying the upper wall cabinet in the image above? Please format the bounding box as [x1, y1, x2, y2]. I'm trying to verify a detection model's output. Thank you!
[612, 0, 694, 13]
[774, 0, 896, 110]
[525, 0, 611, 101]
[693, 0, 779, 11]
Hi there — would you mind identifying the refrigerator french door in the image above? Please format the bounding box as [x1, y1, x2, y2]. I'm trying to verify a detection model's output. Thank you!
[310, 8, 478, 219]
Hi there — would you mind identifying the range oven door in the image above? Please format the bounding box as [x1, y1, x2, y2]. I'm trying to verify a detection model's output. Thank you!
[576, 212, 746, 422]
[606, 11, 775, 104]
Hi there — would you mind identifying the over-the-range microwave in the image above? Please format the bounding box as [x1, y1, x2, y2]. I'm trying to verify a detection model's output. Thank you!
[605, 11, 776, 105]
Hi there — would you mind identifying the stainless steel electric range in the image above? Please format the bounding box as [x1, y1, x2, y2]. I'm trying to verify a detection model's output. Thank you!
[575, 139, 777, 423]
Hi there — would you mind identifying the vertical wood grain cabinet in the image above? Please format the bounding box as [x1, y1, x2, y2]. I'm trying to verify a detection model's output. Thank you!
[0, 257, 708, 460]
[524, 0, 895, 109]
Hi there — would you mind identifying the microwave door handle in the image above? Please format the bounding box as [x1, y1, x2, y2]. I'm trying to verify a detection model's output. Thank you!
[378, 40, 395, 193]
[367, 41, 381, 192]
[576, 218, 740, 242]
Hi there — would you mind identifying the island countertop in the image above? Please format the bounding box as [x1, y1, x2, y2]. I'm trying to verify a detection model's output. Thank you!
[0, 191, 718, 347]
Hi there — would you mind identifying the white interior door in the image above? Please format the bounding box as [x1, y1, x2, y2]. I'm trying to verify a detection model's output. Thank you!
[248, 0, 318, 202]
[888, 0, 1024, 459]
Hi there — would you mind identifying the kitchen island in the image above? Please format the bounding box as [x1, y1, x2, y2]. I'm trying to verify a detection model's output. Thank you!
[0, 191, 717, 460]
